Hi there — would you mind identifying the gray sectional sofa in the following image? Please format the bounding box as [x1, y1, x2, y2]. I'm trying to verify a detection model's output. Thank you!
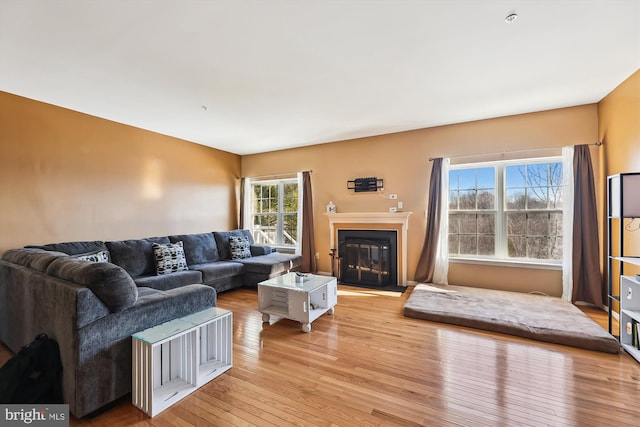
[0, 229, 301, 417]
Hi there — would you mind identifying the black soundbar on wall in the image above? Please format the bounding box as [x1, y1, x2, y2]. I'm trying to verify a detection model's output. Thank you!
[347, 177, 384, 192]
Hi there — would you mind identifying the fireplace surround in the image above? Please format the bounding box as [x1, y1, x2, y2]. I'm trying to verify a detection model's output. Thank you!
[326, 212, 412, 286]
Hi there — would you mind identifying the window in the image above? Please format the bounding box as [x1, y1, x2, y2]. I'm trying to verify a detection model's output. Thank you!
[448, 158, 563, 263]
[249, 178, 299, 248]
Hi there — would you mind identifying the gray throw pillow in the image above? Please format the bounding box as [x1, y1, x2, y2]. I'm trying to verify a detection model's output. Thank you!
[152, 241, 189, 275]
[74, 249, 110, 263]
[229, 236, 251, 259]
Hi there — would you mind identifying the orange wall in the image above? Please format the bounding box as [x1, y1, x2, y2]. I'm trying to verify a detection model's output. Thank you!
[243, 104, 599, 296]
[599, 69, 640, 259]
[598, 69, 640, 304]
[599, 69, 640, 176]
[0, 91, 240, 253]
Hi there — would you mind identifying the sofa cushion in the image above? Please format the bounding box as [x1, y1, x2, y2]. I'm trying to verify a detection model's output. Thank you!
[213, 229, 254, 260]
[134, 270, 203, 291]
[46, 257, 138, 312]
[250, 245, 274, 256]
[2, 248, 69, 271]
[152, 241, 189, 275]
[190, 261, 244, 284]
[168, 233, 219, 265]
[29, 251, 71, 272]
[232, 252, 302, 275]
[106, 237, 170, 278]
[26, 241, 108, 256]
[229, 235, 251, 259]
[134, 284, 216, 311]
[73, 249, 110, 263]
[2, 248, 38, 266]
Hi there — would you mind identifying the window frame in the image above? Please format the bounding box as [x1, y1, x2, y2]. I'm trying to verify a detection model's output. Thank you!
[248, 177, 300, 250]
[448, 156, 564, 266]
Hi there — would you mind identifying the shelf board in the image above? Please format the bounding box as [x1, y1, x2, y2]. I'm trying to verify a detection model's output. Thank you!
[621, 343, 640, 362]
[154, 377, 197, 402]
[612, 256, 640, 266]
[260, 305, 289, 318]
[621, 308, 640, 323]
[199, 360, 232, 380]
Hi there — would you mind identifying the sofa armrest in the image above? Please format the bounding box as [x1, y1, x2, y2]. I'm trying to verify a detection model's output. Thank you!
[46, 257, 138, 313]
[250, 245, 275, 256]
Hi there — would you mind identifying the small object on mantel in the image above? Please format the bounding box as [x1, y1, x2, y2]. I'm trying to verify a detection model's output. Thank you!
[326, 201, 336, 214]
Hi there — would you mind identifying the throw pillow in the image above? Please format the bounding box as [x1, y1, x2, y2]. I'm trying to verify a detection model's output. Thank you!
[152, 241, 189, 275]
[74, 249, 110, 263]
[229, 235, 251, 260]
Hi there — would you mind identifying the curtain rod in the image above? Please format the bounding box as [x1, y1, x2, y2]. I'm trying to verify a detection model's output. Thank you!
[245, 170, 312, 180]
[428, 141, 602, 161]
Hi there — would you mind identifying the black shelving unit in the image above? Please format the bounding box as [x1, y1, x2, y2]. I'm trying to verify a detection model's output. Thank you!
[607, 173, 640, 338]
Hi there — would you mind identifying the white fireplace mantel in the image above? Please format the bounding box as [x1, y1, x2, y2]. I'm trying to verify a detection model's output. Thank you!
[326, 212, 412, 285]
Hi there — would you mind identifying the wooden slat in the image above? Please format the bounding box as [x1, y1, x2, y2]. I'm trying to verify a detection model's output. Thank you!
[1, 285, 638, 426]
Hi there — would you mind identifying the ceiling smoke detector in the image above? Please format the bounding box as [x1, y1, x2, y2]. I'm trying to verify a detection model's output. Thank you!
[505, 13, 518, 23]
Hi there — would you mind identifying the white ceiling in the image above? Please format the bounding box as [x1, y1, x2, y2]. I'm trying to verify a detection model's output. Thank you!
[1, 1, 639, 155]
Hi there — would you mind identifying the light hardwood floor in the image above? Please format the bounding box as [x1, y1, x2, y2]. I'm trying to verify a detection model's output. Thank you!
[1, 285, 638, 426]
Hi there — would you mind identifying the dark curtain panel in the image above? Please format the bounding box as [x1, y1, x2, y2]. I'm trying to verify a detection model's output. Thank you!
[239, 177, 246, 229]
[415, 158, 443, 283]
[572, 145, 603, 305]
[301, 171, 317, 273]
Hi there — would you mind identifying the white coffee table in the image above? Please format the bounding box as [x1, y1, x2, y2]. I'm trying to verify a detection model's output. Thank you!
[258, 273, 337, 332]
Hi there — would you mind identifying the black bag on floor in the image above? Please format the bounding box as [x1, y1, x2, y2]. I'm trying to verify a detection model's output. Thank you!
[0, 333, 64, 404]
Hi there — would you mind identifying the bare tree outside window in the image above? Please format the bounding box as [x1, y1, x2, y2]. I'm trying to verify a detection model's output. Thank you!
[505, 162, 563, 260]
[449, 167, 496, 256]
[449, 160, 563, 262]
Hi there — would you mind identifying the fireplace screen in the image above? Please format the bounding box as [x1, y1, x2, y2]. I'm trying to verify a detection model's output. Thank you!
[338, 230, 397, 287]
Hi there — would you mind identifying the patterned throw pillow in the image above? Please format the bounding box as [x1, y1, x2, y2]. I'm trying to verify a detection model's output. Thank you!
[229, 235, 251, 260]
[152, 241, 189, 275]
[75, 249, 110, 263]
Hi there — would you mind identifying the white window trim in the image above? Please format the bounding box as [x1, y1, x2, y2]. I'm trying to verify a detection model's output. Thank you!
[449, 256, 562, 270]
[245, 176, 301, 252]
[448, 156, 564, 267]
[295, 172, 303, 256]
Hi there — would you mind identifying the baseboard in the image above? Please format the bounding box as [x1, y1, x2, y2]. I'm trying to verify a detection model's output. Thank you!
[315, 271, 415, 288]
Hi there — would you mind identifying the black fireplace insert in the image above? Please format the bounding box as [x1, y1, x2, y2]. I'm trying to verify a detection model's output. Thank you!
[337, 229, 397, 287]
